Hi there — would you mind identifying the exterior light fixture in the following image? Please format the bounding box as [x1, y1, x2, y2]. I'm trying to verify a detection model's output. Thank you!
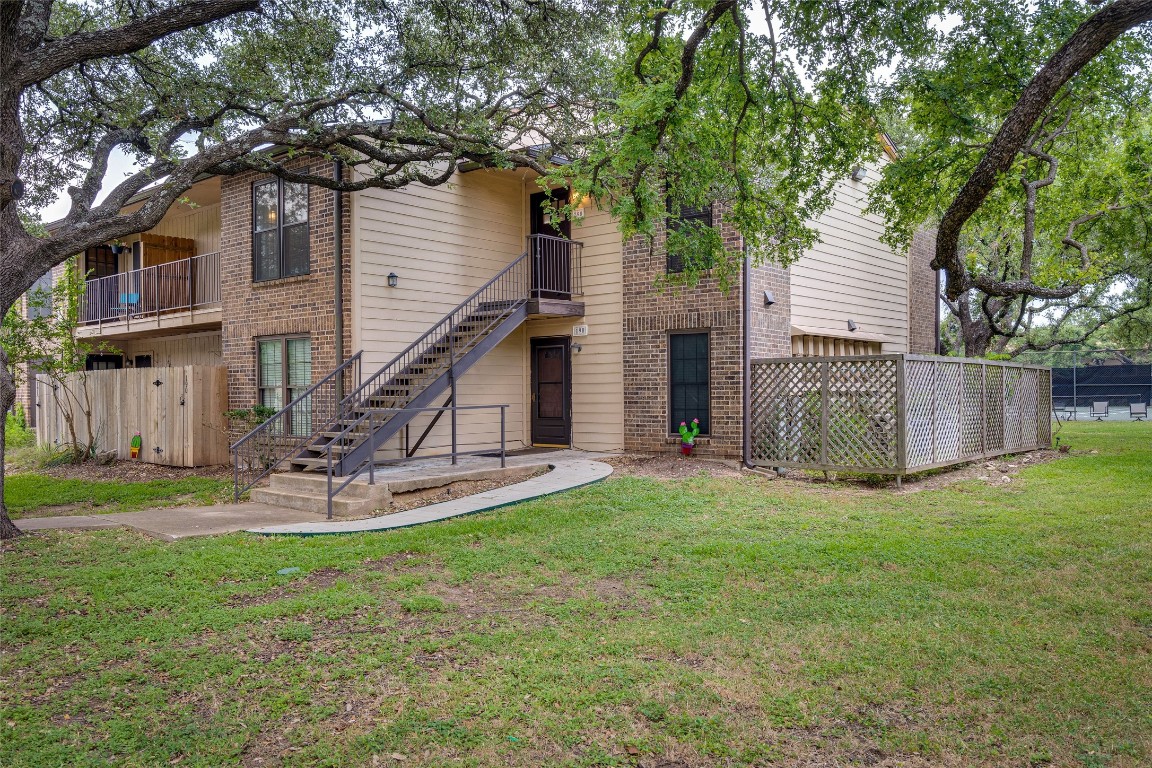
[850, 167, 867, 182]
[387, 272, 398, 288]
[571, 342, 583, 353]
[763, 290, 775, 307]
[847, 320, 858, 332]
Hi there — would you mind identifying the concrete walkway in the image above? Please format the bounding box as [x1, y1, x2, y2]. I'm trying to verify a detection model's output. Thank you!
[246, 458, 613, 536]
[16, 503, 319, 541]
[15, 452, 614, 540]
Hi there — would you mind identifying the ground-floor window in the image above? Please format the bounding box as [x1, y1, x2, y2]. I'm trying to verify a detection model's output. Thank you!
[669, 331, 710, 434]
[85, 353, 123, 371]
[257, 336, 312, 433]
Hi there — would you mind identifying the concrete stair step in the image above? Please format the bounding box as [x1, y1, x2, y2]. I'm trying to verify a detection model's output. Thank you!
[268, 472, 374, 498]
[250, 486, 389, 517]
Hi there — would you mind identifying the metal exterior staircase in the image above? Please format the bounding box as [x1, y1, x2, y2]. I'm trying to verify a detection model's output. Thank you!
[232, 236, 584, 501]
[290, 252, 533, 476]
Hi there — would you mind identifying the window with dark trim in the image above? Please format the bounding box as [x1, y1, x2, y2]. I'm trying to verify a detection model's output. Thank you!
[253, 178, 310, 281]
[85, 354, 123, 371]
[666, 202, 713, 274]
[85, 245, 118, 280]
[257, 336, 312, 433]
[26, 271, 53, 319]
[669, 331, 710, 434]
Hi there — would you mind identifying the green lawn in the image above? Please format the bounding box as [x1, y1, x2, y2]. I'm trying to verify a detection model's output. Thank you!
[1, 421, 1149, 767]
[3, 474, 232, 518]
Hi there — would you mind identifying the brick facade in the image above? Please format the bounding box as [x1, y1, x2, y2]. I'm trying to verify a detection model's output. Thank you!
[907, 229, 939, 355]
[219, 158, 352, 408]
[621, 207, 793, 459]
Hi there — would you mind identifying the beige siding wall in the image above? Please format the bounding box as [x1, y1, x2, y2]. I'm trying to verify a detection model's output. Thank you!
[526, 201, 624, 452]
[147, 203, 222, 256]
[789, 165, 910, 352]
[352, 169, 527, 456]
[114, 331, 223, 368]
[351, 170, 625, 455]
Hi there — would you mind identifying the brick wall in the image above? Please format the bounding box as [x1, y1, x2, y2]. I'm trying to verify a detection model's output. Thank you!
[622, 207, 749, 459]
[748, 260, 792, 360]
[219, 158, 352, 408]
[908, 229, 938, 355]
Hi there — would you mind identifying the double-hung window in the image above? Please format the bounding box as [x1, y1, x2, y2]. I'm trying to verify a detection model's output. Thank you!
[257, 336, 312, 433]
[253, 179, 310, 281]
[669, 332, 710, 434]
[666, 202, 713, 274]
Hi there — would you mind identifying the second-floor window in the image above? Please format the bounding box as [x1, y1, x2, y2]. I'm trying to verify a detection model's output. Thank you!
[253, 179, 310, 281]
[666, 202, 713, 274]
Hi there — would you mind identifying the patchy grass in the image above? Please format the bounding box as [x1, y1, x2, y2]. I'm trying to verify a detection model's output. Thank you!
[3, 474, 232, 518]
[1, 421, 1150, 767]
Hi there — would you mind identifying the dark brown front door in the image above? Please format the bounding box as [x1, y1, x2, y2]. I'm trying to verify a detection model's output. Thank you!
[530, 190, 573, 299]
[531, 337, 571, 446]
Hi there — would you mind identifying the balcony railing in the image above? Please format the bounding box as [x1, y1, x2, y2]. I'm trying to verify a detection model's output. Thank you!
[81, 252, 221, 328]
[528, 234, 583, 300]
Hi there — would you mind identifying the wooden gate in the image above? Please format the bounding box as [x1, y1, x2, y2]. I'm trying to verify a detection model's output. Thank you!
[34, 365, 229, 467]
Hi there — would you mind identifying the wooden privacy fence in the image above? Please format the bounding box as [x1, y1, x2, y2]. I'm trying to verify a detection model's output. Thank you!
[749, 354, 1052, 478]
[35, 365, 229, 467]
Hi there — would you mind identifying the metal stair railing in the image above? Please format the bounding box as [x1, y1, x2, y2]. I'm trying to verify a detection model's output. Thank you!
[339, 251, 531, 431]
[231, 352, 363, 500]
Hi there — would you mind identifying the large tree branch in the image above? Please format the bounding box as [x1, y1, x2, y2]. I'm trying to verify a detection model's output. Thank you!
[13, 0, 260, 87]
[932, 0, 1152, 300]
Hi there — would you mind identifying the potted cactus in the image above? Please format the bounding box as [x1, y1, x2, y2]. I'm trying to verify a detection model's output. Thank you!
[130, 431, 142, 459]
[678, 418, 700, 456]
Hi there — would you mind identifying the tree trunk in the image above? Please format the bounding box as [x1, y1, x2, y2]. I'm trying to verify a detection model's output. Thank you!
[0, 347, 24, 539]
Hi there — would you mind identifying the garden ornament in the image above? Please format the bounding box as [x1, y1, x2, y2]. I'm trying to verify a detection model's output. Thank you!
[679, 418, 700, 456]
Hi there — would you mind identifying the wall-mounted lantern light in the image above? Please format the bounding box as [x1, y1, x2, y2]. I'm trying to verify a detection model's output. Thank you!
[387, 272, 398, 288]
[763, 290, 775, 307]
[847, 319, 858, 332]
[571, 342, 583, 354]
[850, 167, 867, 182]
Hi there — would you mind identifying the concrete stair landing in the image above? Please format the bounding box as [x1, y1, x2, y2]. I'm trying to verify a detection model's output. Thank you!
[250, 461, 550, 518]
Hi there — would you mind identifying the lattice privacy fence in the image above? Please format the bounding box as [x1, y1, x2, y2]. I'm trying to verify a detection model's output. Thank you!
[749, 355, 1052, 476]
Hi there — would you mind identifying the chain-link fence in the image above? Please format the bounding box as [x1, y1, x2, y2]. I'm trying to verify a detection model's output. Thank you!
[1015, 349, 1152, 420]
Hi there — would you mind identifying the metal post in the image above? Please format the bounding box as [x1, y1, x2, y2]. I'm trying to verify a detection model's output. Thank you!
[500, 405, 506, 468]
[368, 410, 375, 485]
[1072, 350, 1078, 419]
[233, 452, 240, 503]
[451, 391, 458, 465]
[326, 447, 333, 520]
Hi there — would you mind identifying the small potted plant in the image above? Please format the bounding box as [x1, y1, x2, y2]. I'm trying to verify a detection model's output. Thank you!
[130, 432, 142, 459]
[110, 239, 126, 255]
[678, 418, 700, 456]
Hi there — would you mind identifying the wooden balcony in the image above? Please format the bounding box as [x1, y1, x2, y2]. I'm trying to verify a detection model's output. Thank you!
[78, 252, 221, 339]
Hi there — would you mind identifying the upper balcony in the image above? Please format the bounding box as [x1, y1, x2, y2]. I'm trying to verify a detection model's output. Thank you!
[77, 251, 221, 339]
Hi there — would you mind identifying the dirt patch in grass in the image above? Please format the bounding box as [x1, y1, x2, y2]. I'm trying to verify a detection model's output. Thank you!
[378, 467, 549, 515]
[606, 454, 745, 480]
[226, 567, 348, 608]
[36, 459, 233, 484]
[607, 447, 1067, 493]
[770, 448, 1067, 493]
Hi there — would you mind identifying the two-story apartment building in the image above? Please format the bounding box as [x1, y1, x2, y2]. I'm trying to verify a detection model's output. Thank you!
[28, 146, 937, 470]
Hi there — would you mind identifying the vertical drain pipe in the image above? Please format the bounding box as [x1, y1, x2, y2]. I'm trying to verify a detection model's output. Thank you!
[333, 159, 345, 400]
[742, 244, 752, 469]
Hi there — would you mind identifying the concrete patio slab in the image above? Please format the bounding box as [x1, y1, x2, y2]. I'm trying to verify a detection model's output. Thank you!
[246, 458, 613, 536]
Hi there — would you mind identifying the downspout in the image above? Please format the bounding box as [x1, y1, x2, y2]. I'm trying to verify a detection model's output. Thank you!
[934, 268, 942, 355]
[742, 244, 752, 468]
[333, 159, 345, 380]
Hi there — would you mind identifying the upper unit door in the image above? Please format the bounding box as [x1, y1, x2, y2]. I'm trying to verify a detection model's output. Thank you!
[530, 336, 571, 446]
[529, 190, 572, 299]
